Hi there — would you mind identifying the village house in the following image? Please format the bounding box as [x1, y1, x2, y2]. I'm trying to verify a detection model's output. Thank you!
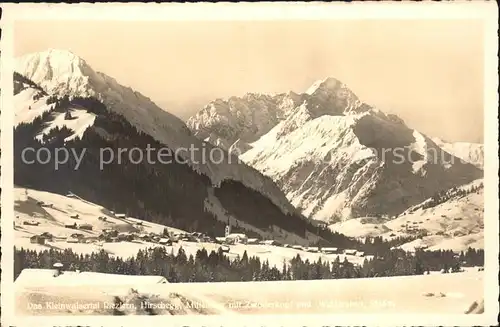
[247, 238, 259, 244]
[23, 221, 40, 226]
[64, 223, 77, 229]
[179, 234, 198, 242]
[225, 233, 248, 245]
[260, 239, 280, 246]
[137, 233, 151, 241]
[40, 232, 54, 241]
[105, 229, 119, 237]
[306, 247, 319, 253]
[343, 249, 357, 256]
[201, 235, 215, 243]
[117, 233, 134, 242]
[215, 237, 226, 244]
[321, 247, 339, 254]
[78, 223, 93, 231]
[66, 235, 81, 243]
[219, 245, 230, 253]
[291, 245, 304, 251]
[98, 233, 112, 242]
[356, 251, 365, 257]
[158, 238, 172, 245]
[190, 232, 203, 238]
[30, 235, 46, 245]
[114, 213, 126, 219]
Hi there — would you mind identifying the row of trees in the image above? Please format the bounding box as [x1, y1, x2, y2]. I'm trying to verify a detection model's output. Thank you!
[14, 246, 484, 283]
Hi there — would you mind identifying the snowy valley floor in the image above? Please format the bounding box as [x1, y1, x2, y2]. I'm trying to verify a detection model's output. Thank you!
[15, 270, 483, 315]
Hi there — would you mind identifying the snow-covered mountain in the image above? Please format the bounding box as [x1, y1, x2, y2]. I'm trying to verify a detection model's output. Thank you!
[188, 78, 484, 222]
[15, 49, 298, 216]
[15, 49, 345, 246]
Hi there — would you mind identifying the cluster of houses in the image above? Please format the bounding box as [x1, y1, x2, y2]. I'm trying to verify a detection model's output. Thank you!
[213, 226, 366, 257]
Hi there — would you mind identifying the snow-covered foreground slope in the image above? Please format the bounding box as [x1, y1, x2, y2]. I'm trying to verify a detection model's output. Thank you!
[329, 179, 484, 252]
[188, 78, 484, 222]
[15, 49, 299, 219]
[14, 187, 365, 267]
[16, 269, 483, 315]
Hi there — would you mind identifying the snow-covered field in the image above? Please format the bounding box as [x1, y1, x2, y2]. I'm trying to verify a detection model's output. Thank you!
[15, 269, 484, 315]
[14, 187, 367, 267]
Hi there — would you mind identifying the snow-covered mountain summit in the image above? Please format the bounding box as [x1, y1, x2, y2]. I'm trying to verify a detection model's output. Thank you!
[188, 78, 484, 222]
[17, 49, 189, 138]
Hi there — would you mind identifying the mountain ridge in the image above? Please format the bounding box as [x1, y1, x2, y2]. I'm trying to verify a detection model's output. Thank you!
[188, 75, 484, 222]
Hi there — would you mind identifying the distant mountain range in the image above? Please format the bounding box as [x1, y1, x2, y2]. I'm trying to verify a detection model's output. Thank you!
[187, 77, 483, 222]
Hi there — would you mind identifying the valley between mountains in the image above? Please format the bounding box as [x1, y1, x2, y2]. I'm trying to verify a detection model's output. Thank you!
[13, 48, 484, 263]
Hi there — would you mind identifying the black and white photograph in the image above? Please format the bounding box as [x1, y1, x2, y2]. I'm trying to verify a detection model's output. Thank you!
[1, 3, 498, 326]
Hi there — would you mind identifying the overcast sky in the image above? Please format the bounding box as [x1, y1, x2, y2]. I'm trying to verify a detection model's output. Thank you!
[15, 19, 484, 142]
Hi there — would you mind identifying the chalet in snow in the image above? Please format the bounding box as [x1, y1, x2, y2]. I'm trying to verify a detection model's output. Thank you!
[306, 247, 319, 253]
[225, 233, 248, 245]
[260, 240, 281, 246]
[321, 247, 339, 254]
[158, 238, 172, 245]
[343, 249, 357, 255]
